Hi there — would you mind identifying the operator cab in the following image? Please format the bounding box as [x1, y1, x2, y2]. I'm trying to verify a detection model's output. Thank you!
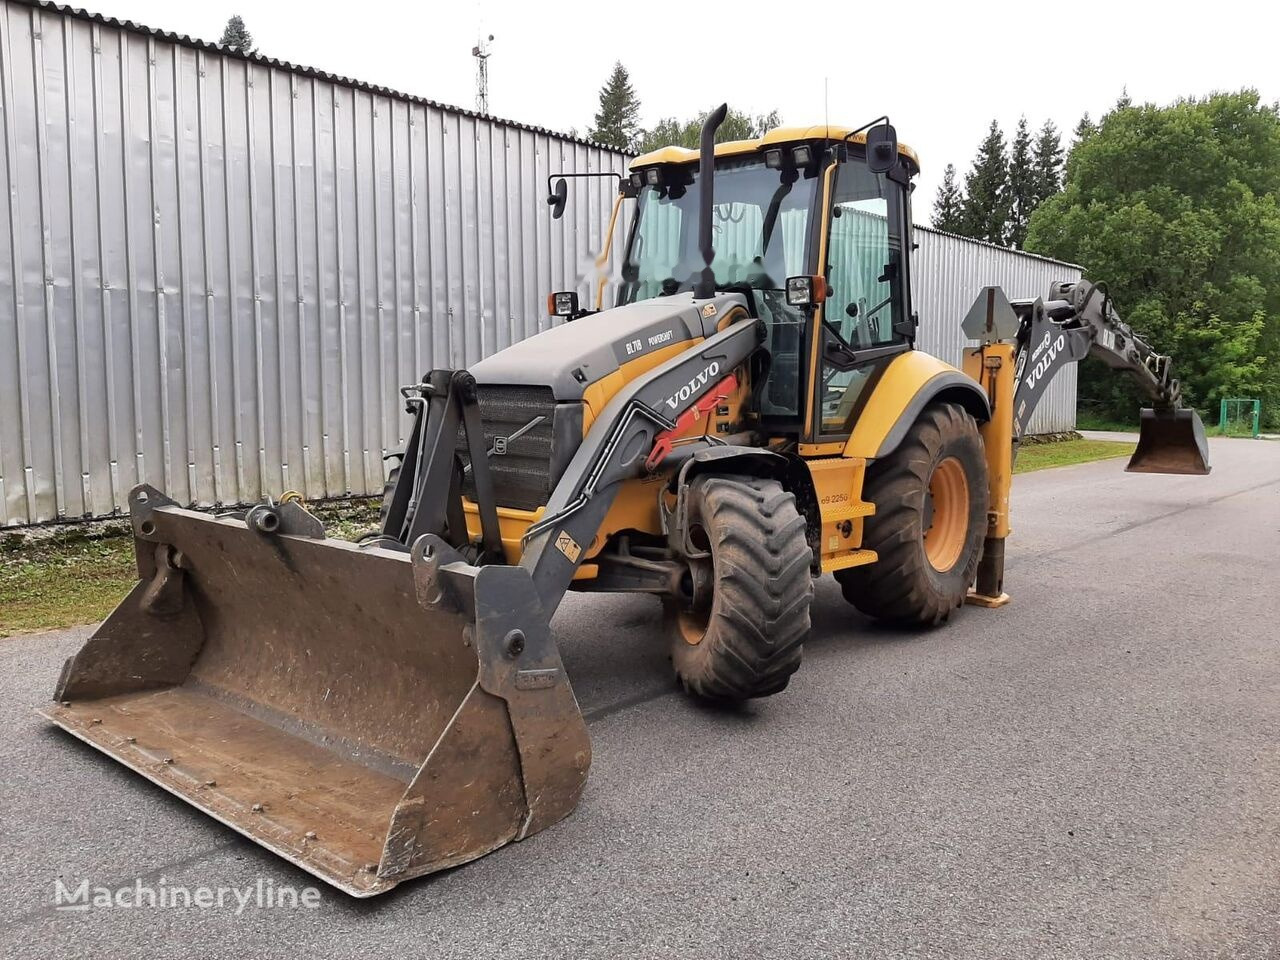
[621, 125, 920, 444]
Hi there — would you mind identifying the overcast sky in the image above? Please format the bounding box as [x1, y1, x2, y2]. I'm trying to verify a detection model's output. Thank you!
[102, 0, 1278, 215]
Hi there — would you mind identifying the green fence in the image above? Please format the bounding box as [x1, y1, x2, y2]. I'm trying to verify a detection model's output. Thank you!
[1218, 398, 1261, 438]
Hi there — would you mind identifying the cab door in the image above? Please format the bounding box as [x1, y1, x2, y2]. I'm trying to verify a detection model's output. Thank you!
[808, 155, 915, 441]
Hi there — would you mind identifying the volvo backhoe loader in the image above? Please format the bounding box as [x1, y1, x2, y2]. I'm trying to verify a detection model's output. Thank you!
[43, 106, 1210, 897]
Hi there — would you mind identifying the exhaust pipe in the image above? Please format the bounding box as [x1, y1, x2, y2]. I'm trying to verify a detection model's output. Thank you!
[693, 103, 729, 300]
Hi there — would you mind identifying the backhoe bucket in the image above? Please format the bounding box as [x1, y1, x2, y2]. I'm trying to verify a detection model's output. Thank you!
[1127, 407, 1211, 475]
[40, 486, 590, 897]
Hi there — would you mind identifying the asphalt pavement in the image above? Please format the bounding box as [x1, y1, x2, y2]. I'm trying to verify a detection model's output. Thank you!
[2, 436, 1278, 959]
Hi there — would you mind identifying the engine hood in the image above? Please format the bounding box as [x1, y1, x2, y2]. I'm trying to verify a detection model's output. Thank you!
[469, 293, 743, 400]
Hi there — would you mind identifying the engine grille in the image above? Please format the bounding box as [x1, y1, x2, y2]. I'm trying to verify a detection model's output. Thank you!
[457, 386, 576, 511]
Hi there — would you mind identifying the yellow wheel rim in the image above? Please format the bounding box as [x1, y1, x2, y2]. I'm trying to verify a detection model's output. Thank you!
[923, 456, 969, 572]
[677, 610, 708, 646]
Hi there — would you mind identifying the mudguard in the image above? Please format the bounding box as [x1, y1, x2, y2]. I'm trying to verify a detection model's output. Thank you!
[843, 352, 990, 460]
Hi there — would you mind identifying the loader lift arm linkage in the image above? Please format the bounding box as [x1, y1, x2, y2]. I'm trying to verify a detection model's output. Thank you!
[387, 310, 765, 616]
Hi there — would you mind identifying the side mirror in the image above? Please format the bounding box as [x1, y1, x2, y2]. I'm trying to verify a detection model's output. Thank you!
[547, 178, 568, 220]
[866, 123, 898, 175]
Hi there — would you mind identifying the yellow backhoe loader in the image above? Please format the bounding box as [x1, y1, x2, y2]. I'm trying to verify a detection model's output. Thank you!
[42, 107, 1210, 897]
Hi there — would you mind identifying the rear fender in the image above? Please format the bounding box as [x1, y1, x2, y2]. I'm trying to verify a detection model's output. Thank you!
[844, 352, 991, 461]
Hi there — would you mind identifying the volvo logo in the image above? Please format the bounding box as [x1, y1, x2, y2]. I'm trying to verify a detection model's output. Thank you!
[664, 361, 721, 411]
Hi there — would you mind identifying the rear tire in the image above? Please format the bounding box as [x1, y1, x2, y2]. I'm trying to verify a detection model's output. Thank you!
[836, 403, 987, 627]
[667, 475, 812, 700]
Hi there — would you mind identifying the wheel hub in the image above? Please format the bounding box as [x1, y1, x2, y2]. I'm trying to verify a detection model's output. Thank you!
[922, 456, 969, 572]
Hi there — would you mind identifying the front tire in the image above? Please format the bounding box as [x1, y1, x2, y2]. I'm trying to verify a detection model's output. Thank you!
[667, 475, 813, 700]
[836, 403, 987, 626]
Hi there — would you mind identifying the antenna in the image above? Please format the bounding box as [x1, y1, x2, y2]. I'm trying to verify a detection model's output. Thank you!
[472, 34, 494, 114]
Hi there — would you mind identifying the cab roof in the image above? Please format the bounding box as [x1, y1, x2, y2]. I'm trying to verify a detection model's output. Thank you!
[629, 124, 921, 173]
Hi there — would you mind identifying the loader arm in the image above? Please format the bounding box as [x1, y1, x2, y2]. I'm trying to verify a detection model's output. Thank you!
[392, 300, 763, 616]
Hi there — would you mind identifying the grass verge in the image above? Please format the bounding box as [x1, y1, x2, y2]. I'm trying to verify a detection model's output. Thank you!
[1014, 437, 1136, 474]
[1, 498, 380, 639]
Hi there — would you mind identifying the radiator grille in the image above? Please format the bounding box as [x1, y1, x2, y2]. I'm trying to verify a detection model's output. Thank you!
[458, 386, 566, 511]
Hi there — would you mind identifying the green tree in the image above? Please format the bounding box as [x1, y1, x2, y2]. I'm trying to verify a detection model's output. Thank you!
[589, 62, 642, 152]
[1007, 117, 1035, 247]
[635, 108, 782, 154]
[1031, 119, 1064, 206]
[933, 163, 965, 233]
[960, 120, 1011, 244]
[1025, 90, 1280, 425]
[219, 14, 253, 52]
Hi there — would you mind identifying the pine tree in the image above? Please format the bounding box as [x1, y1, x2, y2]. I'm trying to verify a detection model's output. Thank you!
[1006, 117, 1035, 248]
[589, 62, 642, 152]
[960, 120, 1011, 245]
[932, 163, 965, 233]
[635, 108, 781, 154]
[1073, 112, 1097, 143]
[1031, 119, 1064, 206]
[219, 15, 253, 53]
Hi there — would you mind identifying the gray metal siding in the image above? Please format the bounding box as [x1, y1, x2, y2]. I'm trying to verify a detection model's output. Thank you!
[0, 0, 628, 525]
[912, 225, 1081, 435]
[0, 0, 1079, 526]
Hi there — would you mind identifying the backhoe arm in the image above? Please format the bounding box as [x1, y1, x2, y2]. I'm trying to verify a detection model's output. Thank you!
[1008, 280, 1192, 438]
[962, 279, 1210, 607]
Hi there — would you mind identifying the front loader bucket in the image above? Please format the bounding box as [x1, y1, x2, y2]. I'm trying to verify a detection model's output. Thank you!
[40, 486, 590, 897]
[1126, 407, 1212, 475]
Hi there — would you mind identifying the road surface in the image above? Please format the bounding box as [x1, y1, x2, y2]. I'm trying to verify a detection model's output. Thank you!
[2, 436, 1277, 958]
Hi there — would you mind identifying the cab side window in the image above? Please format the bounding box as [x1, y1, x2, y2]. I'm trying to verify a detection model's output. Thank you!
[826, 168, 903, 350]
[818, 161, 908, 435]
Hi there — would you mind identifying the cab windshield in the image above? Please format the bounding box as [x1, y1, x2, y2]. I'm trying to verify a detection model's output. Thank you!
[618, 156, 819, 304]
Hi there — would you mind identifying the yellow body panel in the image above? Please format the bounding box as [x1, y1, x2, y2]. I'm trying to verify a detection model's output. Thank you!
[805, 456, 876, 570]
[798, 441, 846, 457]
[962, 344, 1015, 540]
[581, 339, 699, 435]
[630, 125, 921, 171]
[461, 476, 666, 577]
[461, 501, 543, 565]
[842, 351, 971, 460]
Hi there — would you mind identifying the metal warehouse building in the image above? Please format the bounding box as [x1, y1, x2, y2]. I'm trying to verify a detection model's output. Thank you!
[0, 0, 1078, 526]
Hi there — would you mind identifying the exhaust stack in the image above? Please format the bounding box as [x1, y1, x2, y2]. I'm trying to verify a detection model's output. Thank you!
[693, 103, 729, 300]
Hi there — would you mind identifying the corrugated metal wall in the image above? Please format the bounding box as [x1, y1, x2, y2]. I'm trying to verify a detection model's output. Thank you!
[912, 225, 1081, 435]
[0, 0, 1078, 527]
[0, 0, 628, 525]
